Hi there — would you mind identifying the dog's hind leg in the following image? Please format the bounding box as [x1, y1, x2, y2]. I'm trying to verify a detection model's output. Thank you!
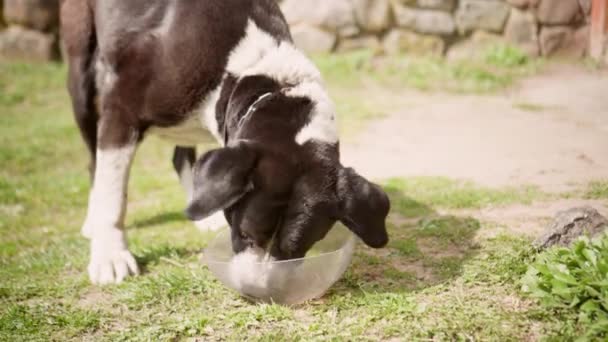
[61, 0, 98, 179]
[173, 146, 228, 232]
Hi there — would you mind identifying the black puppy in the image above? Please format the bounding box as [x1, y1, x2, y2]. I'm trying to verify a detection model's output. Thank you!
[185, 75, 390, 261]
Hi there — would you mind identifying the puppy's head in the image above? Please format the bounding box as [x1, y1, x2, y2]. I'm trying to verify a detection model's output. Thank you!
[186, 75, 390, 259]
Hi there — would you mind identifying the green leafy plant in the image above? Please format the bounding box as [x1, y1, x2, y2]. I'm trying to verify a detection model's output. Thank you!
[522, 233, 608, 339]
[484, 44, 529, 68]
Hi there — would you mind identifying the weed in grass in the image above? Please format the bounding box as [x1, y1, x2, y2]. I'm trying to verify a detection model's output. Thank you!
[585, 180, 608, 200]
[313, 44, 543, 94]
[514, 102, 549, 112]
[484, 44, 529, 68]
[522, 233, 608, 340]
[384, 177, 546, 212]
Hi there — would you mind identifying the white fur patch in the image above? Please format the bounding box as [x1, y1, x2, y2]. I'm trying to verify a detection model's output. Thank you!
[227, 20, 337, 146]
[152, 0, 176, 38]
[150, 20, 333, 147]
[229, 20, 322, 86]
[88, 226, 139, 285]
[177, 156, 194, 202]
[95, 59, 117, 89]
[199, 86, 223, 143]
[228, 247, 289, 298]
[194, 211, 228, 232]
[287, 82, 339, 145]
[83, 144, 139, 284]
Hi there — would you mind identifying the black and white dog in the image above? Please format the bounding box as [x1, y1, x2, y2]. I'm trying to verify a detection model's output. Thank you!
[61, 0, 390, 285]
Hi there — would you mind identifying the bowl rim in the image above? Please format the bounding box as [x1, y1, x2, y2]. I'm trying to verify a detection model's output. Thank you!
[204, 229, 356, 266]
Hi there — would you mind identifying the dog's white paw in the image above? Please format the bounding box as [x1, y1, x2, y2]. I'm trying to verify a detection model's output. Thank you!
[195, 211, 228, 232]
[87, 227, 139, 285]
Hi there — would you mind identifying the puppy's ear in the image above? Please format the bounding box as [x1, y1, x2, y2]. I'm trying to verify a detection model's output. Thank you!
[185, 142, 257, 221]
[336, 167, 390, 248]
[270, 172, 337, 260]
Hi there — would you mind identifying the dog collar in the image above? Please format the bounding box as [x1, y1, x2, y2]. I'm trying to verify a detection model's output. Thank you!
[237, 92, 274, 129]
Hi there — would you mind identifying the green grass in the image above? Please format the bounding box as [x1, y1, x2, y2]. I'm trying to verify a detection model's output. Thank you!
[585, 180, 608, 200]
[384, 177, 547, 217]
[313, 45, 543, 94]
[514, 102, 550, 112]
[0, 61, 588, 341]
[522, 234, 608, 339]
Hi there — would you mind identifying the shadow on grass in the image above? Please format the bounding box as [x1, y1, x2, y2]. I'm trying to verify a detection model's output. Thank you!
[331, 184, 481, 296]
[130, 211, 187, 229]
[134, 244, 194, 273]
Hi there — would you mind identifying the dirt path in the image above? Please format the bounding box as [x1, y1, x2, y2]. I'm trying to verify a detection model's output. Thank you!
[342, 64, 608, 193]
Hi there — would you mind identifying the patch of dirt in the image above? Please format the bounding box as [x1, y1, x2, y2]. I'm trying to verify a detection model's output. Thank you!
[416, 237, 470, 259]
[442, 199, 608, 240]
[342, 64, 608, 193]
[77, 288, 122, 315]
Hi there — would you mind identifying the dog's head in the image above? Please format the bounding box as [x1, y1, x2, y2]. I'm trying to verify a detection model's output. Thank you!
[186, 75, 390, 260]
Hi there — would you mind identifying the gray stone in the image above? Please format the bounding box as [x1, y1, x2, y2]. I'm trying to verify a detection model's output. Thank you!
[290, 24, 336, 54]
[383, 29, 445, 56]
[504, 8, 539, 57]
[455, 0, 511, 34]
[352, 0, 392, 32]
[416, 0, 456, 12]
[506, 0, 540, 8]
[534, 207, 608, 250]
[446, 30, 505, 61]
[280, 0, 359, 37]
[337, 35, 382, 52]
[579, 0, 592, 16]
[3, 0, 59, 31]
[0, 25, 57, 61]
[536, 0, 582, 25]
[393, 5, 456, 35]
[539, 25, 587, 58]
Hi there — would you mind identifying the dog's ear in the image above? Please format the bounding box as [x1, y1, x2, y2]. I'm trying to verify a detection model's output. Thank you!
[336, 167, 390, 248]
[185, 142, 257, 221]
[270, 172, 337, 260]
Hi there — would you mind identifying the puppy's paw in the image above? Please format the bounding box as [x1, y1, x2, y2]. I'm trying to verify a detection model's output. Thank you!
[195, 211, 228, 232]
[88, 227, 139, 285]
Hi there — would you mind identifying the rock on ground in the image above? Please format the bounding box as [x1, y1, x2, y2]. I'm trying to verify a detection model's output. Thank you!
[506, 0, 540, 9]
[0, 25, 57, 61]
[504, 7, 539, 57]
[352, 0, 392, 33]
[290, 24, 336, 54]
[534, 207, 608, 249]
[536, 0, 583, 25]
[416, 0, 457, 12]
[540, 25, 588, 58]
[337, 35, 382, 53]
[280, 0, 359, 38]
[3, 0, 58, 31]
[455, 0, 511, 33]
[383, 29, 445, 56]
[446, 30, 505, 62]
[393, 5, 456, 35]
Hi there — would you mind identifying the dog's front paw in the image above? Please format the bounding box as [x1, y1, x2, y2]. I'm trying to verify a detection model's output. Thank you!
[88, 227, 139, 285]
[195, 211, 228, 232]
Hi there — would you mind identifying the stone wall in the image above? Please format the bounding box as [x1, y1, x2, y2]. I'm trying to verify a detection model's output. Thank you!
[279, 0, 594, 60]
[0, 0, 602, 62]
[0, 0, 60, 62]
